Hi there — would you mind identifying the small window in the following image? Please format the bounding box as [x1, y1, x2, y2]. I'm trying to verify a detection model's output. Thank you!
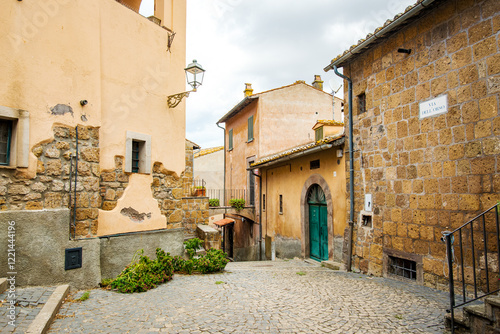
[279, 194, 283, 214]
[310, 159, 320, 170]
[315, 127, 323, 141]
[0, 120, 12, 165]
[358, 93, 366, 114]
[389, 256, 416, 280]
[125, 131, 151, 174]
[228, 129, 233, 150]
[247, 116, 254, 142]
[262, 194, 266, 211]
[131, 140, 140, 173]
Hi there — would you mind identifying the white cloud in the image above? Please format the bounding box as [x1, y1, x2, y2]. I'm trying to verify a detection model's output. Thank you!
[140, 0, 417, 149]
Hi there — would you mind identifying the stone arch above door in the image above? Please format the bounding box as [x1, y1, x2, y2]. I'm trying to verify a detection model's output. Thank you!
[300, 174, 334, 260]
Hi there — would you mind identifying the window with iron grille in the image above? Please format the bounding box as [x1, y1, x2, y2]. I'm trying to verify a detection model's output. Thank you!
[0, 120, 12, 165]
[310, 159, 320, 170]
[389, 256, 416, 280]
[279, 194, 283, 214]
[131, 140, 140, 173]
[262, 194, 266, 211]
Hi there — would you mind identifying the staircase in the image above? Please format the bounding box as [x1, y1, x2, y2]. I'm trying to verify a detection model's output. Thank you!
[445, 296, 500, 333]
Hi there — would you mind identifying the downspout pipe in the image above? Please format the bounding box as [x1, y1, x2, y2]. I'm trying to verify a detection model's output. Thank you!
[252, 171, 263, 261]
[333, 65, 354, 272]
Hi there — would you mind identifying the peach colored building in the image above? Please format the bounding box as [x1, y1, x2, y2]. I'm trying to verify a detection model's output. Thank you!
[250, 122, 347, 263]
[216, 78, 343, 260]
[0, 0, 208, 288]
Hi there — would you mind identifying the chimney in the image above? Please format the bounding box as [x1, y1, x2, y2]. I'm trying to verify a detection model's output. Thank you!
[312, 75, 323, 90]
[244, 83, 253, 97]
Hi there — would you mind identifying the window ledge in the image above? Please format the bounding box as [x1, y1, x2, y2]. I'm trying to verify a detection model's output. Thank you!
[246, 139, 254, 144]
[0, 165, 17, 170]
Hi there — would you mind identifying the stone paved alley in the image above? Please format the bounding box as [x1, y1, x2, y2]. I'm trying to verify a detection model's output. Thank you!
[48, 259, 449, 333]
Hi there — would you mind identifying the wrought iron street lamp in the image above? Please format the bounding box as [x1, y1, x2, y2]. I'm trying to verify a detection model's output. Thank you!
[167, 59, 205, 108]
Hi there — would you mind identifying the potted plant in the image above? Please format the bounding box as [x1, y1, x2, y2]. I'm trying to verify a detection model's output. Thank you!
[194, 186, 206, 197]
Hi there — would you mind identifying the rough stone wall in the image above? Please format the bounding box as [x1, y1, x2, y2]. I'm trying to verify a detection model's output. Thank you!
[0, 125, 100, 237]
[1, 125, 209, 238]
[342, 0, 500, 290]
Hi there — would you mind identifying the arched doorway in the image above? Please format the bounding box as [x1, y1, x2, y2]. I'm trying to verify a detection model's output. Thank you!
[307, 185, 328, 261]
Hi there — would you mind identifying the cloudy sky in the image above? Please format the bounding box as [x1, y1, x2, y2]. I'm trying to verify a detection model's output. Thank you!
[139, 0, 417, 149]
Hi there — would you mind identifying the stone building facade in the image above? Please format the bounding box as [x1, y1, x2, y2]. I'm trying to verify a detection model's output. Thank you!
[324, 0, 499, 290]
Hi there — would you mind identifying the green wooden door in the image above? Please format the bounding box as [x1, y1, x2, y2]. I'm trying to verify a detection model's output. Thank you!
[308, 185, 328, 261]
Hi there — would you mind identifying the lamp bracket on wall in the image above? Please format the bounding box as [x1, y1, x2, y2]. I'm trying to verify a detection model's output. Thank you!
[167, 31, 176, 53]
[167, 90, 192, 108]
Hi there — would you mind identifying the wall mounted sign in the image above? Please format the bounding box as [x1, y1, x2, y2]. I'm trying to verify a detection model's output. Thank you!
[419, 94, 448, 119]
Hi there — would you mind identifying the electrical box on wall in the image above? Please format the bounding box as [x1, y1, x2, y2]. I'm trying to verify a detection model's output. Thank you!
[364, 194, 372, 212]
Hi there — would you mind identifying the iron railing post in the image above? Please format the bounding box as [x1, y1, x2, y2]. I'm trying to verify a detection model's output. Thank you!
[446, 233, 455, 333]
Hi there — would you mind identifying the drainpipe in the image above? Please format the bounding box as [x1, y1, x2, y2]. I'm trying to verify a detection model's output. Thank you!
[333, 66, 354, 272]
[252, 170, 263, 261]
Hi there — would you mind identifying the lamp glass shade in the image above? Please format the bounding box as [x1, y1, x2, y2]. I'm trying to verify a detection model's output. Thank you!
[185, 59, 205, 90]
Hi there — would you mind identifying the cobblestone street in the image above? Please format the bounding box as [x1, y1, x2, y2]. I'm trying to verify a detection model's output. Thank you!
[49, 260, 449, 333]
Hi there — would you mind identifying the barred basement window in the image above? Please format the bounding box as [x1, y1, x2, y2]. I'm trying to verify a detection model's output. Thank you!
[310, 159, 320, 170]
[389, 256, 416, 280]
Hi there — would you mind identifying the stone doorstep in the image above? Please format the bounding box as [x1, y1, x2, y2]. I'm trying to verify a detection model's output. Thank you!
[26, 284, 69, 334]
[0, 278, 6, 294]
[321, 260, 345, 271]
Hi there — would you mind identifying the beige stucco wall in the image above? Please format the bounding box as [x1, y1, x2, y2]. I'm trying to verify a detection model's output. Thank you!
[258, 84, 334, 157]
[0, 0, 186, 178]
[261, 147, 347, 256]
[0, 0, 188, 236]
[194, 149, 224, 190]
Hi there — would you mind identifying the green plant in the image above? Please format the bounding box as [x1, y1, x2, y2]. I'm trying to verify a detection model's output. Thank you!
[184, 238, 204, 259]
[78, 291, 90, 301]
[195, 186, 206, 189]
[296, 271, 306, 276]
[215, 281, 225, 285]
[110, 249, 174, 293]
[106, 246, 229, 293]
[229, 198, 245, 210]
[209, 198, 220, 207]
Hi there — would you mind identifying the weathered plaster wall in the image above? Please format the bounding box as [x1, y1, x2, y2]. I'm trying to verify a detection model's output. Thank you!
[0, 209, 101, 289]
[341, 0, 500, 289]
[225, 101, 258, 191]
[261, 146, 347, 261]
[100, 227, 184, 280]
[193, 149, 224, 190]
[258, 84, 333, 157]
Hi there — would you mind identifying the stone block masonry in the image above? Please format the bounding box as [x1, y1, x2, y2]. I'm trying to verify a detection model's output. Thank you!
[341, 0, 500, 290]
[0, 125, 100, 237]
[0, 124, 209, 238]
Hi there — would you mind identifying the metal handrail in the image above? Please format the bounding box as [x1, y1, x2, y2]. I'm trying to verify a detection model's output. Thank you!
[446, 203, 500, 333]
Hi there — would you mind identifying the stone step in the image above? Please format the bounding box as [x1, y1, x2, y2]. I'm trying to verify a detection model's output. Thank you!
[485, 296, 500, 328]
[445, 308, 470, 332]
[321, 260, 345, 271]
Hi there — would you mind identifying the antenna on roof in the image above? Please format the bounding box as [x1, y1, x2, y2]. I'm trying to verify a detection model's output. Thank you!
[329, 80, 342, 121]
